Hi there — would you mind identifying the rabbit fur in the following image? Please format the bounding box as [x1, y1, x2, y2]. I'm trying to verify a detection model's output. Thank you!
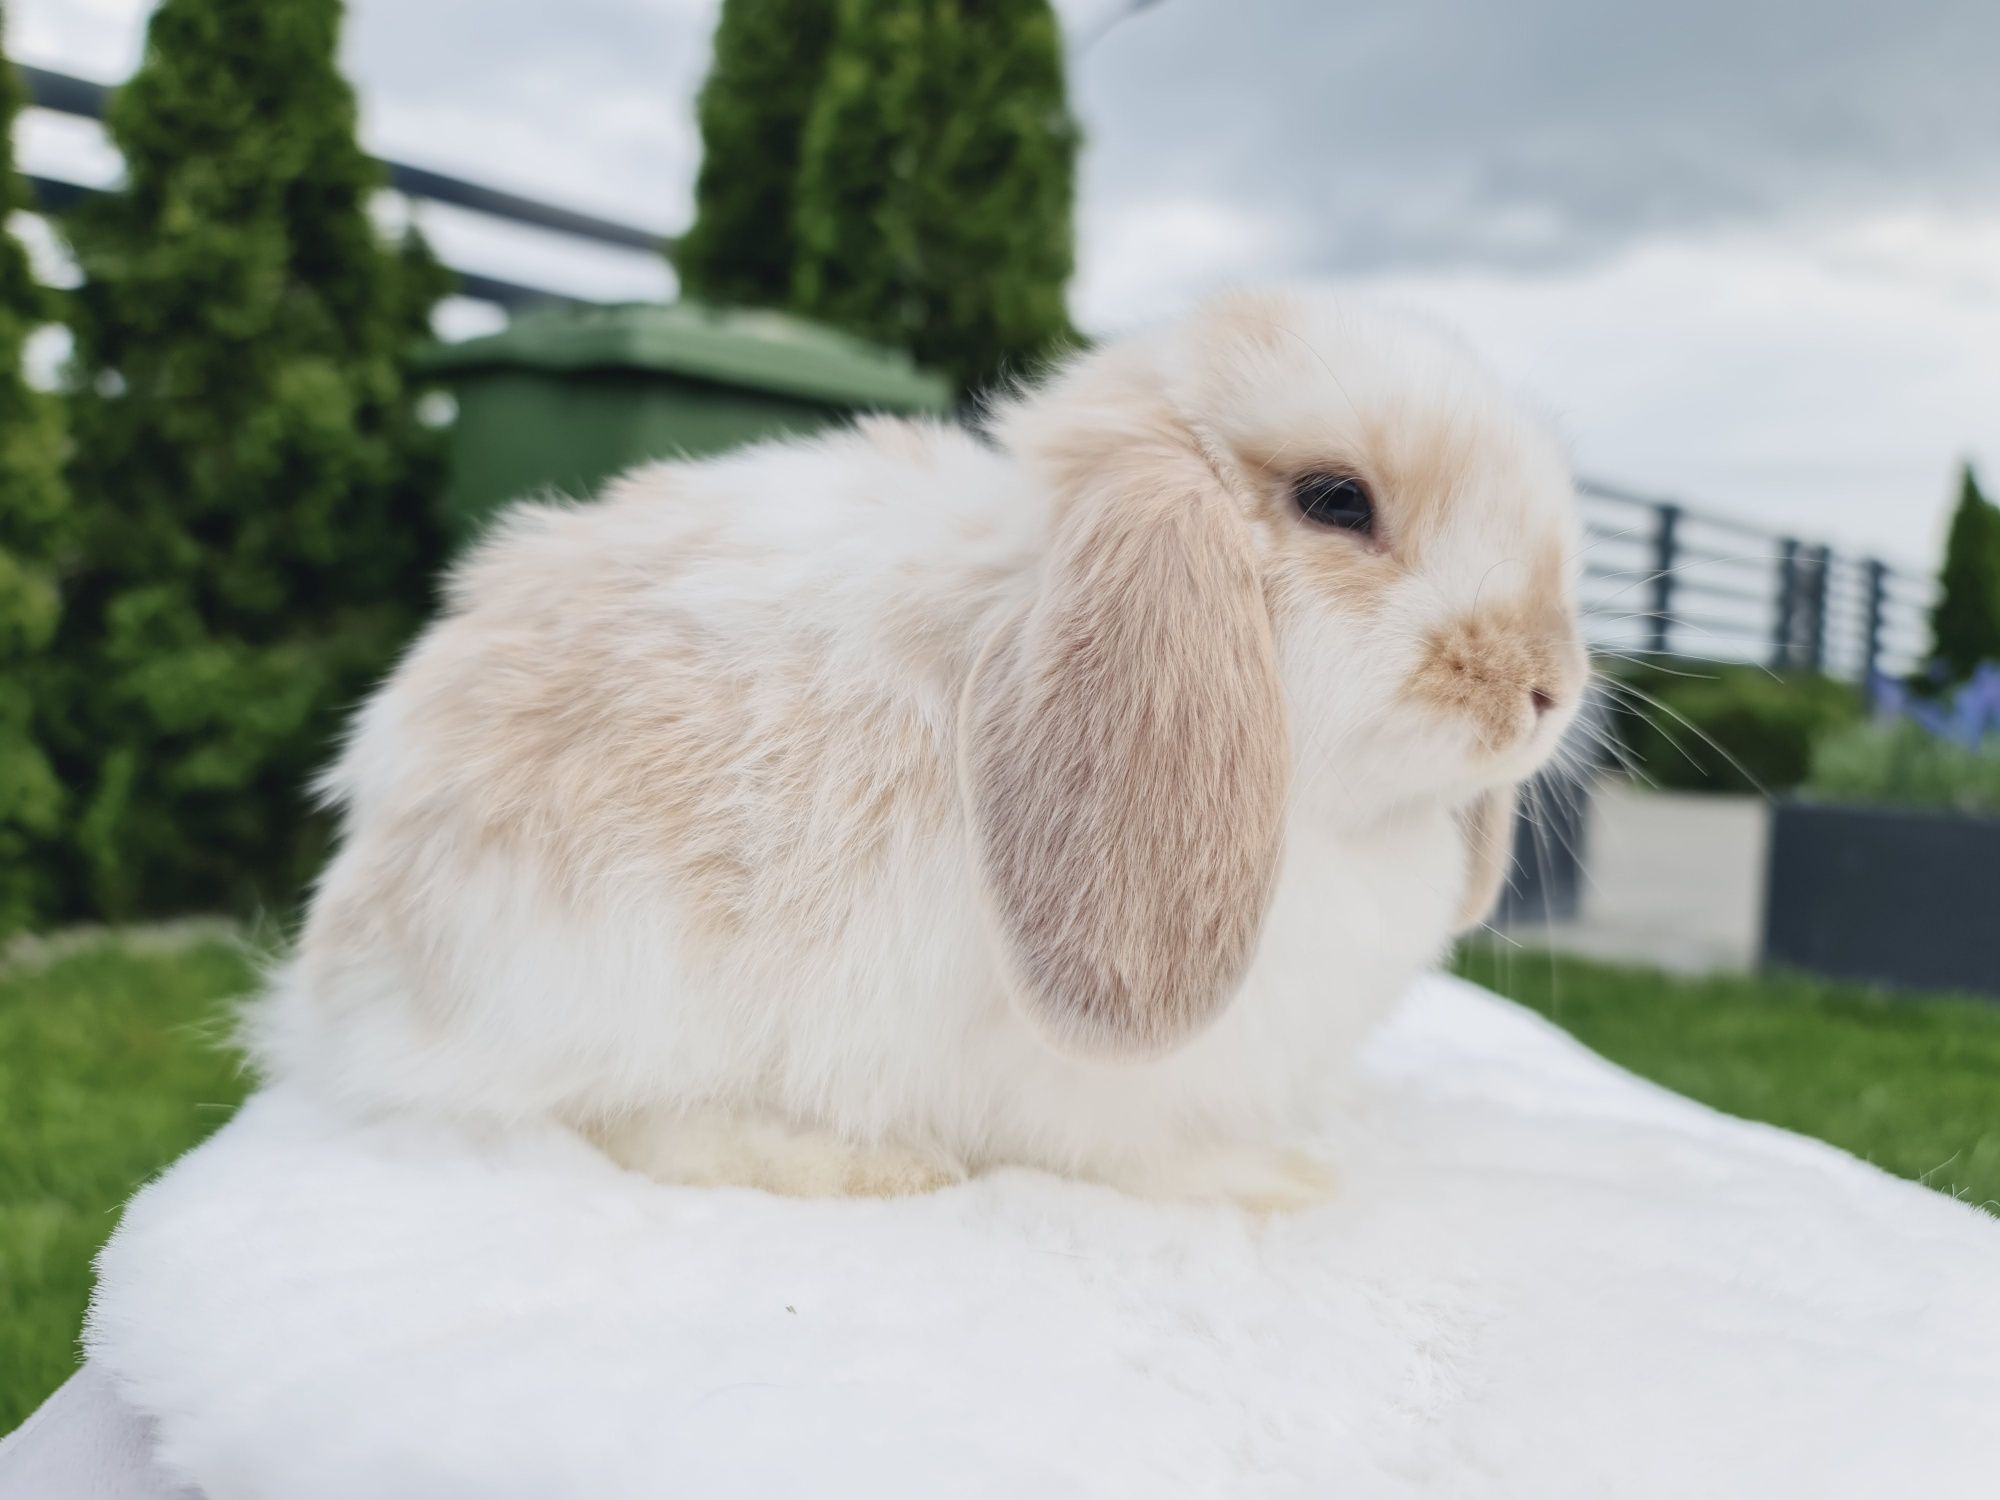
[249, 288, 1587, 1208]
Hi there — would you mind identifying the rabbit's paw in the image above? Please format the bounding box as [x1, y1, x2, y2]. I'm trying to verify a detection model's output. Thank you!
[828, 1142, 969, 1199]
[1222, 1148, 1338, 1215]
[591, 1109, 966, 1200]
[1110, 1145, 1337, 1215]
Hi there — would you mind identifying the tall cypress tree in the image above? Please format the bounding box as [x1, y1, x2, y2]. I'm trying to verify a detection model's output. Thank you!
[789, 0, 929, 352]
[0, 37, 69, 939]
[674, 0, 838, 308]
[916, 0, 1078, 394]
[1928, 463, 2000, 684]
[791, 0, 1078, 396]
[53, 0, 448, 920]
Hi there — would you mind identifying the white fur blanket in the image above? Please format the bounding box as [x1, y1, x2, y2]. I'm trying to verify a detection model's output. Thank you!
[86, 975, 1998, 1499]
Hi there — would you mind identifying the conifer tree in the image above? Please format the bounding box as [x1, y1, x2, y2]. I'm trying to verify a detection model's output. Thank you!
[789, 0, 929, 351]
[791, 0, 1078, 395]
[54, 0, 448, 918]
[1927, 464, 2000, 685]
[0, 36, 70, 938]
[915, 0, 1079, 393]
[674, 0, 837, 308]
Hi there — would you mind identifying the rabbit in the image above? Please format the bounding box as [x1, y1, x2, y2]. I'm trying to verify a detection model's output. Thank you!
[248, 287, 1587, 1210]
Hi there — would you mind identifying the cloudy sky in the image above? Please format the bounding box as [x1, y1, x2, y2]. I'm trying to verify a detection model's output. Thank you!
[14, 0, 1999, 567]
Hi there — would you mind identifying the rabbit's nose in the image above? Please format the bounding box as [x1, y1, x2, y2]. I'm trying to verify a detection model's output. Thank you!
[1529, 686, 1556, 719]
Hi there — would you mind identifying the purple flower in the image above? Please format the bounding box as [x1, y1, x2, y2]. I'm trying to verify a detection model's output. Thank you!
[1868, 673, 1911, 720]
[1873, 663, 2000, 749]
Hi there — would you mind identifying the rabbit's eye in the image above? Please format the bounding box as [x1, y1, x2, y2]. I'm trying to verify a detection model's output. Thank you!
[1292, 473, 1374, 534]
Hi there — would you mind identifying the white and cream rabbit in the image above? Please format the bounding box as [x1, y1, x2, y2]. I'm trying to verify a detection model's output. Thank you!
[251, 287, 1587, 1209]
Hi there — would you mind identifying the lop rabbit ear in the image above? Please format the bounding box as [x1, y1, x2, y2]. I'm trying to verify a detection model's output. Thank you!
[960, 423, 1289, 1061]
[1452, 785, 1520, 934]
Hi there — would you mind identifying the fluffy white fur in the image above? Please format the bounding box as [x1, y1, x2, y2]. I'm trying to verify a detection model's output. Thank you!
[89, 976, 2000, 1499]
[247, 290, 1587, 1203]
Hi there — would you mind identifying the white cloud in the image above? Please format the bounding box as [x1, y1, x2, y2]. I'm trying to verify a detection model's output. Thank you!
[1073, 194, 1298, 328]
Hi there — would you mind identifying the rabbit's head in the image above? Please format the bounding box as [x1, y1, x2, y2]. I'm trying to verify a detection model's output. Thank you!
[966, 288, 1585, 1061]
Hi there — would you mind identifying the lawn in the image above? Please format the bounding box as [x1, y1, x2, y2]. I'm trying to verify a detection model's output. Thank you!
[3, 934, 1997, 1435]
[1456, 946, 2000, 1210]
[1, 936, 257, 1436]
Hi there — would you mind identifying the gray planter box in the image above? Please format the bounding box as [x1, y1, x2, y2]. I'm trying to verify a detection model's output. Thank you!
[1495, 777, 1591, 926]
[1494, 692, 1609, 928]
[1762, 799, 2000, 998]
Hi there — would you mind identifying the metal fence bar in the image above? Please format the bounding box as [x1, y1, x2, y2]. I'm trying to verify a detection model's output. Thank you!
[1663, 577, 1781, 610]
[25, 163, 608, 313]
[382, 161, 667, 253]
[17, 62, 105, 119]
[19, 62, 671, 259]
[451, 270, 585, 312]
[1617, 607, 1772, 640]
[1578, 479, 1776, 540]
[24, 172, 92, 214]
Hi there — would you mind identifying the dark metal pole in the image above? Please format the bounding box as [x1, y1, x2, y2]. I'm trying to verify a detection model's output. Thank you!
[1647, 503, 1681, 656]
[1803, 544, 1832, 674]
[1772, 537, 1800, 670]
[1861, 558, 1887, 693]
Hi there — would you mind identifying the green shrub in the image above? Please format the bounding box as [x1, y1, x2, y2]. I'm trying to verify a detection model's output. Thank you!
[0, 37, 70, 941]
[1805, 721, 2000, 816]
[47, 0, 448, 924]
[1807, 666, 2000, 816]
[1609, 664, 1863, 795]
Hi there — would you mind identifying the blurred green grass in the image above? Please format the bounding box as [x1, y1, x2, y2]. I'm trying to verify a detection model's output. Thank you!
[3, 934, 1996, 1435]
[1, 937, 256, 1435]
[1456, 946, 2000, 1210]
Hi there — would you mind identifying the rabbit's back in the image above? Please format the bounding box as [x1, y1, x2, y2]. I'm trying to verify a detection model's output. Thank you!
[365, 423, 1027, 860]
[258, 418, 1038, 1124]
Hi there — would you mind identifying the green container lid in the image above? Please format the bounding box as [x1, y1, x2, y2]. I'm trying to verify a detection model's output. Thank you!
[422, 301, 951, 412]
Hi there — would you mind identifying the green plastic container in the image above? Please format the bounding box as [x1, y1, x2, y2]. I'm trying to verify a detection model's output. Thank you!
[422, 301, 952, 539]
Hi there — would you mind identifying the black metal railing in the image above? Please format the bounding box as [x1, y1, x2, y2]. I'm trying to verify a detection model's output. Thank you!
[1576, 484, 1932, 682]
[19, 62, 665, 310]
[17, 61, 1938, 681]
